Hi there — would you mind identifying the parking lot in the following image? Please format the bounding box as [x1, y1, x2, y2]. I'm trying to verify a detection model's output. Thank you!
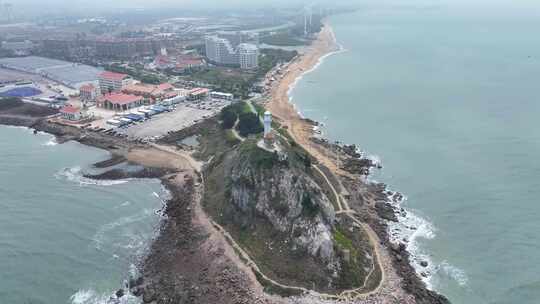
[111, 99, 230, 140]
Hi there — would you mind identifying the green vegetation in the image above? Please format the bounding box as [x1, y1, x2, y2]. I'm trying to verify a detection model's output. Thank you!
[257, 49, 298, 79]
[104, 63, 164, 84]
[239, 141, 279, 170]
[220, 107, 238, 129]
[177, 48, 297, 98]
[224, 129, 241, 146]
[238, 112, 263, 137]
[219, 102, 257, 133]
[189, 68, 251, 99]
[261, 32, 306, 46]
[333, 228, 355, 253]
[252, 102, 266, 117]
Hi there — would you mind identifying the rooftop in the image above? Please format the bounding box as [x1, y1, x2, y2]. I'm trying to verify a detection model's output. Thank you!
[60, 105, 80, 114]
[99, 71, 129, 81]
[79, 83, 96, 91]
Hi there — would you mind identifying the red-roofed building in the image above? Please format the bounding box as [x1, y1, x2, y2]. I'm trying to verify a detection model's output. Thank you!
[97, 93, 144, 111]
[79, 83, 99, 102]
[156, 83, 174, 92]
[175, 56, 205, 73]
[60, 105, 82, 121]
[98, 71, 132, 94]
[153, 55, 174, 70]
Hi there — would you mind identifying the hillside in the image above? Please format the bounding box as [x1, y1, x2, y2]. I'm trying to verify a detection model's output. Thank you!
[198, 120, 381, 295]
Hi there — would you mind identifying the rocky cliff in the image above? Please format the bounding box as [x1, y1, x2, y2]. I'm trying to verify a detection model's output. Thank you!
[202, 139, 376, 293]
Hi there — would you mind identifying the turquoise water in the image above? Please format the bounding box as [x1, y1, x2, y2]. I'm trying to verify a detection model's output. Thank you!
[0, 126, 163, 304]
[292, 4, 540, 304]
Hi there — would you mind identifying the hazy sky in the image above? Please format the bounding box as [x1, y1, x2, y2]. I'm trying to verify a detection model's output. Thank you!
[8, 0, 540, 19]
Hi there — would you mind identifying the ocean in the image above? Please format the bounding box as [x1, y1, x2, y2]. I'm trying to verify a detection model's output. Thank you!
[291, 3, 540, 304]
[0, 126, 164, 304]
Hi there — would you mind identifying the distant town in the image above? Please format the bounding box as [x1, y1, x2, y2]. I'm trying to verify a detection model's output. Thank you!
[0, 6, 331, 142]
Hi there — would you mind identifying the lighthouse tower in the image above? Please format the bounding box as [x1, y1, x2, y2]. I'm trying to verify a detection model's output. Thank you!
[263, 111, 272, 138]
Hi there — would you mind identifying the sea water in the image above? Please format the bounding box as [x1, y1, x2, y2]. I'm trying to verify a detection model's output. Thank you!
[291, 3, 540, 304]
[0, 126, 164, 303]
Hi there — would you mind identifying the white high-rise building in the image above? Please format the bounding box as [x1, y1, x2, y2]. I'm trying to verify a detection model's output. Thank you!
[205, 36, 238, 66]
[238, 43, 259, 70]
[205, 36, 258, 69]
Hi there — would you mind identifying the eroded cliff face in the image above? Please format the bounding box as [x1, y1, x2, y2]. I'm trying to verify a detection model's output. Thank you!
[228, 147, 338, 267]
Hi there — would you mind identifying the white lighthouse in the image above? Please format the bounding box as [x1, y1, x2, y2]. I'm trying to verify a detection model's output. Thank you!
[263, 111, 272, 138]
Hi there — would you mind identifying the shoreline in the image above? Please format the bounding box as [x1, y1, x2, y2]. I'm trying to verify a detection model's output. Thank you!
[265, 21, 450, 303]
[0, 22, 450, 303]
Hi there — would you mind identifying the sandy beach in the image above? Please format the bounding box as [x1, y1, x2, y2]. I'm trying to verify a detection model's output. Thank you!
[265, 23, 451, 304]
[266, 23, 347, 176]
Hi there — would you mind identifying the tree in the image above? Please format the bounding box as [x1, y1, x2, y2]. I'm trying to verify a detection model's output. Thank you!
[237, 112, 263, 137]
[220, 107, 238, 129]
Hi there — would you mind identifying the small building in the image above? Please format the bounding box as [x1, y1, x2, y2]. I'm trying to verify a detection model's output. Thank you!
[175, 57, 205, 73]
[97, 93, 144, 111]
[210, 91, 234, 101]
[153, 55, 174, 70]
[98, 71, 131, 94]
[79, 83, 99, 102]
[188, 88, 210, 101]
[60, 105, 82, 121]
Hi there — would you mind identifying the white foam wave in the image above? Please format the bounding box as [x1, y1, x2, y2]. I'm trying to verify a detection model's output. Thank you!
[56, 166, 129, 186]
[70, 288, 141, 304]
[42, 137, 58, 146]
[437, 261, 469, 287]
[387, 193, 468, 289]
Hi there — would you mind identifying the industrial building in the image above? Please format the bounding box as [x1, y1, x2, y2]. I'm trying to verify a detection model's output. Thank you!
[0, 56, 102, 88]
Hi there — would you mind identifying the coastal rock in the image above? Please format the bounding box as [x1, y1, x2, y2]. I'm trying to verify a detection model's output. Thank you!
[420, 261, 429, 267]
[115, 289, 124, 298]
[375, 202, 398, 222]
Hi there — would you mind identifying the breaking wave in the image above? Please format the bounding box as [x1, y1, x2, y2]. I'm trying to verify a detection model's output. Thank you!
[55, 166, 129, 186]
[42, 137, 58, 146]
[70, 288, 140, 304]
[386, 190, 468, 289]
